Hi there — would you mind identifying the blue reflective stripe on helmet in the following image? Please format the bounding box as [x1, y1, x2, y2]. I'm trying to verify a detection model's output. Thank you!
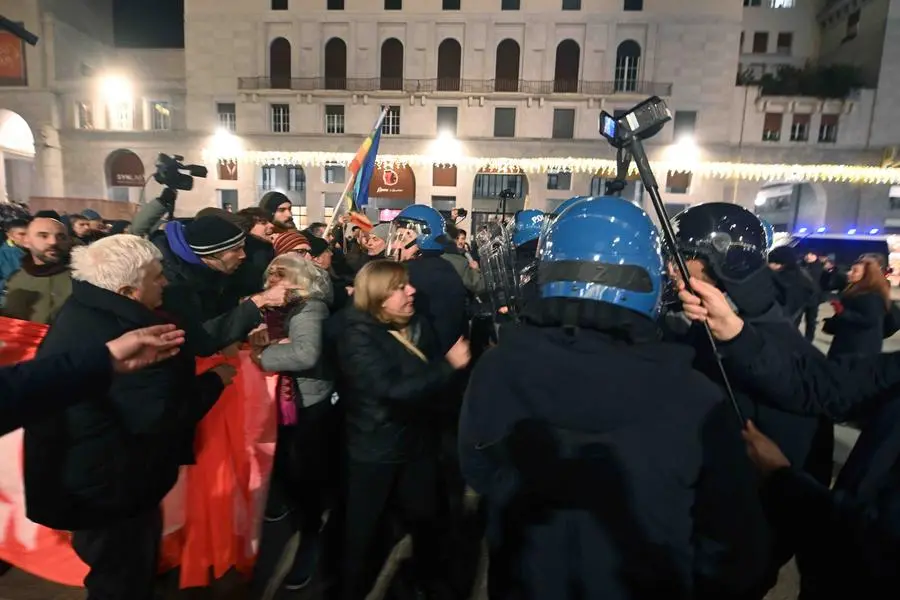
[394, 204, 447, 252]
[537, 196, 664, 318]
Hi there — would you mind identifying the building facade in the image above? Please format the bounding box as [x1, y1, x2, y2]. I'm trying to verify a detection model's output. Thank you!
[1, 0, 899, 231]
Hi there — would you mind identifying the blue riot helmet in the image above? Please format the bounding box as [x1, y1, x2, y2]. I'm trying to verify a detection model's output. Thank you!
[538, 196, 588, 258]
[760, 218, 775, 250]
[670, 202, 768, 282]
[389, 204, 447, 259]
[510, 209, 545, 248]
[537, 196, 664, 318]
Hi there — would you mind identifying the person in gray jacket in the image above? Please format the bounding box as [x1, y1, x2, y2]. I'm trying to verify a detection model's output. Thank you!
[251, 253, 337, 591]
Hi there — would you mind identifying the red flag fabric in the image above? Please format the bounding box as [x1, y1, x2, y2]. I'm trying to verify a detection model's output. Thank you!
[0, 317, 277, 588]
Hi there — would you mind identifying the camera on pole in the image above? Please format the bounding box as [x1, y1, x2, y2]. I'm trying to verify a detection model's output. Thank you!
[599, 97, 745, 423]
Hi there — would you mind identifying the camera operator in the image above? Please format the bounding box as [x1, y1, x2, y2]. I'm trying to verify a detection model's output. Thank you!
[150, 215, 294, 357]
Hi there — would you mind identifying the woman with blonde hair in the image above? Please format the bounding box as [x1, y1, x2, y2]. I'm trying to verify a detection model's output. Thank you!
[336, 259, 470, 599]
[824, 256, 891, 359]
[250, 253, 336, 591]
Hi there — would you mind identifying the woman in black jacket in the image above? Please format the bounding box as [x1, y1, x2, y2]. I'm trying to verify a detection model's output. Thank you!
[336, 260, 470, 600]
[825, 257, 891, 359]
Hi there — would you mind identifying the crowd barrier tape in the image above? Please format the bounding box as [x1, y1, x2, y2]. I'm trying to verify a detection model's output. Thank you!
[0, 317, 278, 589]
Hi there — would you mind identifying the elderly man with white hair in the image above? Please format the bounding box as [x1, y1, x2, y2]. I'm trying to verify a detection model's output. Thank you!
[22, 234, 236, 600]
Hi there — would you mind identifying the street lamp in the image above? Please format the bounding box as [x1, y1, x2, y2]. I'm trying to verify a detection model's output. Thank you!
[100, 74, 132, 102]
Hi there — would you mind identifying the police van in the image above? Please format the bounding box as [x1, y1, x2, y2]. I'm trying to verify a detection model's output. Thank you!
[789, 231, 889, 271]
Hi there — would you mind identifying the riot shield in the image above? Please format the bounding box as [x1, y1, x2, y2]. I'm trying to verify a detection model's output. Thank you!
[474, 219, 519, 318]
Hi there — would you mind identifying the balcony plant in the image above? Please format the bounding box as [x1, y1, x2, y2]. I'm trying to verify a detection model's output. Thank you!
[758, 64, 865, 99]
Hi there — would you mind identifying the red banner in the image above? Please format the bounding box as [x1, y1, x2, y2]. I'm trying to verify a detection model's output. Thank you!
[0, 317, 277, 588]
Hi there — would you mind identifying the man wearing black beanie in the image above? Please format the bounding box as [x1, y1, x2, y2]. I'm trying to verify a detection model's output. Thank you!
[150, 215, 294, 357]
[259, 191, 295, 232]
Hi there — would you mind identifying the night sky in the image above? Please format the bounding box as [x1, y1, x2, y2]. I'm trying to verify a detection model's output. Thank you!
[113, 0, 185, 48]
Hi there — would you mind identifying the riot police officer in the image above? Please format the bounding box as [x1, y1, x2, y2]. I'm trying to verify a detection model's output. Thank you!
[460, 196, 768, 600]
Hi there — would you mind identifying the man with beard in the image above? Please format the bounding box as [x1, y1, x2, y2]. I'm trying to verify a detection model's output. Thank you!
[3, 213, 72, 324]
[259, 191, 296, 232]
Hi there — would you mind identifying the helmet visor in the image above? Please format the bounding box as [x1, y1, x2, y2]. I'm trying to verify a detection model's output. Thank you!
[388, 218, 428, 261]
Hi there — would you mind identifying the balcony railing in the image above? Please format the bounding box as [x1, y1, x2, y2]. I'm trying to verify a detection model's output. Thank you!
[238, 77, 672, 96]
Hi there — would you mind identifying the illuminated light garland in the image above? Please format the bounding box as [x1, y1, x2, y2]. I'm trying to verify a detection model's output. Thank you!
[200, 148, 900, 185]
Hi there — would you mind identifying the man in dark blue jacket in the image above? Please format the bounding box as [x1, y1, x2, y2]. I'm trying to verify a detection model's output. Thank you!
[461, 197, 768, 600]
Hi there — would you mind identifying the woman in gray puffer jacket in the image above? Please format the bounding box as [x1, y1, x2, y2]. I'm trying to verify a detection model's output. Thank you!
[252, 254, 339, 591]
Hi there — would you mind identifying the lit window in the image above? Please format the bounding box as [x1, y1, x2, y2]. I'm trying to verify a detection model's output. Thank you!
[790, 114, 810, 142]
[769, 0, 794, 7]
[762, 113, 782, 142]
[107, 101, 133, 131]
[76, 101, 93, 130]
[325, 105, 345, 134]
[148, 100, 171, 131]
[261, 165, 277, 190]
[288, 166, 306, 191]
[217, 103, 236, 132]
[819, 114, 839, 143]
[324, 162, 346, 184]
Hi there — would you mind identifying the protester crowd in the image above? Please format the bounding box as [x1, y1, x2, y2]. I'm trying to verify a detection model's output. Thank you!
[1, 190, 899, 600]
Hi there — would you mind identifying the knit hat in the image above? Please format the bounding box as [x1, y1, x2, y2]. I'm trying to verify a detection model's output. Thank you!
[272, 231, 310, 257]
[369, 223, 390, 242]
[259, 192, 292, 219]
[184, 215, 246, 256]
[195, 207, 245, 229]
[307, 235, 330, 258]
[81, 209, 102, 220]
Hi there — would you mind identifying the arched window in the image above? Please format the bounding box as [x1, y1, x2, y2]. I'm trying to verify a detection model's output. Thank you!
[554, 39, 580, 93]
[494, 39, 520, 92]
[615, 40, 642, 93]
[269, 37, 292, 89]
[437, 39, 462, 91]
[380, 38, 404, 91]
[324, 37, 347, 90]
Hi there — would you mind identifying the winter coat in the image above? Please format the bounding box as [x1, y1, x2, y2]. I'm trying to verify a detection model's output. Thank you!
[826, 292, 887, 358]
[461, 299, 770, 600]
[336, 307, 455, 463]
[2, 255, 71, 325]
[24, 280, 225, 530]
[259, 298, 334, 409]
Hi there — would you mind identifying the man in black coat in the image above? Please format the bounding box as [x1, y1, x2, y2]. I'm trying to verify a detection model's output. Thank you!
[149, 215, 291, 356]
[24, 234, 235, 600]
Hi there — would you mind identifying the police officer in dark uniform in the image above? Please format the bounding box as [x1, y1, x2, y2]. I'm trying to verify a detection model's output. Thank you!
[460, 196, 769, 600]
[667, 202, 834, 599]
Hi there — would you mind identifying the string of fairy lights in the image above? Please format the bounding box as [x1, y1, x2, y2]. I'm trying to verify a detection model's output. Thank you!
[200, 149, 900, 186]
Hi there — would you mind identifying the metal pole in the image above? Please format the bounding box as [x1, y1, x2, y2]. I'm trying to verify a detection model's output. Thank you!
[628, 137, 746, 424]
